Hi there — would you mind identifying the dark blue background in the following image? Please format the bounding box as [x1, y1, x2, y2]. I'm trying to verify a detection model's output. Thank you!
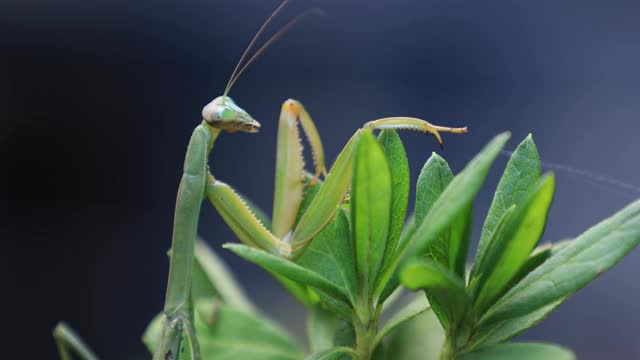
[2, 0, 639, 358]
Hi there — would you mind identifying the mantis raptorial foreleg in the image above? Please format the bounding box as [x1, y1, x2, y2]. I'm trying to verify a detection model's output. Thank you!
[272, 100, 327, 238]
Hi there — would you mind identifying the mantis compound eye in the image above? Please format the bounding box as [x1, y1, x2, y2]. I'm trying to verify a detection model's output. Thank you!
[218, 108, 236, 121]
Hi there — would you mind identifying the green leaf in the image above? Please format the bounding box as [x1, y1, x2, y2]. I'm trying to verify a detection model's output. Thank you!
[479, 198, 640, 326]
[298, 208, 357, 305]
[379, 214, 415, 303]
[412, 153, 473, 278]
[469, 298, 563, 349]
[414, 153, 454, 267]
[292, 135, 358, 251]
[191, 239, 255, 313]
[505, 243, 553, 291]
[374, 129, 410, 294]
[400, 258, 469, 330]
[307, 306, 340, 353]
[305, 347, 358, 360]
[144, 303, 304, 360]
[468, 242, 570, 349]
[467, 205, 515, 294]
[459, 342, 574, 360]
[384, 308, 444, 360]
[224, 244, 350, 304]
[196, 302, 302, 360]
[450, 204, 473, 277]
[408, 132, 511, 260]
[352, 131, 393, 293]
[372, 295, 430, 349]
[472, 175, 555, 314]
[471, 134, 541, 282]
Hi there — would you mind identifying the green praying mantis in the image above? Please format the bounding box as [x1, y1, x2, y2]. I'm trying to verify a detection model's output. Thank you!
[53, 1, 467, 359]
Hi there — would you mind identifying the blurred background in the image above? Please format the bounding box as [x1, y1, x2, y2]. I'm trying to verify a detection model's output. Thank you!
[2, 0, 639, 358]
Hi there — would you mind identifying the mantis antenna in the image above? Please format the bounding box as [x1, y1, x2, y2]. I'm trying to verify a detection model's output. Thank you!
[222, 0, 322, 97]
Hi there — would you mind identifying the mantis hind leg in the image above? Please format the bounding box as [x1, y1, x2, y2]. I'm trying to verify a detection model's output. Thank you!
[363, 117, 468, 149]
[53, 323, 99, 360]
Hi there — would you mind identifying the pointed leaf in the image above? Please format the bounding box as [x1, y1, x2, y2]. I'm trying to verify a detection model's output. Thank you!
[459, 342, 574, 360]
[411, 153, 473, 278]
[379, 214, 415, 303]
[400, 258, 469, 330]
[472, 175, 555, 313]
[469, 298, 563, 349]
[291, 134, 359, 252]
[480, 199, 640, 326]
[450, 204, 473, 277]
[224, 244, 350, 304]
[409, 132, 511, 260]
[505, 243, 553, 291]
[468, 242, 571, 349]
[414, 153, 454, 267]
[377, 129, 409, 250]
[352, 131, 393, 292]
[298, 208, 357, 305]
[374, 129, 410, 293]
[196, 302, 303, 360]
[471, 134, 541, 281]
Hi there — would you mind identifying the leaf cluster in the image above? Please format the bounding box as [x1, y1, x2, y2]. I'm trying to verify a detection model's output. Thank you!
[143, 131, 640, 360]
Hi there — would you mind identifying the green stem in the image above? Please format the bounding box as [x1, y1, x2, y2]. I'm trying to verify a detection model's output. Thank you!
[439, 336, 456, 360]
[154, 123, 220, 360]
[353, 293, 380, 360]
[354, 319, 376, 360]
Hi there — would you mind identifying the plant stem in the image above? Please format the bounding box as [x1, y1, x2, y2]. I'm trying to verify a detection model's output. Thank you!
[353, 293, 382, 360]
[354, 318, 376, 360]
[439, 336, 456, 360]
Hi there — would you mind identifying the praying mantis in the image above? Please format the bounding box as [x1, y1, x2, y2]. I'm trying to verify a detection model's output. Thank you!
[53, 1, 467, 359]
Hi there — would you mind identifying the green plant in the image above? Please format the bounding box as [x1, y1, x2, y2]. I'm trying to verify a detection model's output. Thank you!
[55, 131, 640, 359]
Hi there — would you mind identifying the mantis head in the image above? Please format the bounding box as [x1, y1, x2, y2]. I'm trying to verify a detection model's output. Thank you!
[202, 0, 320, 134]
[202, 96, 261, 133]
